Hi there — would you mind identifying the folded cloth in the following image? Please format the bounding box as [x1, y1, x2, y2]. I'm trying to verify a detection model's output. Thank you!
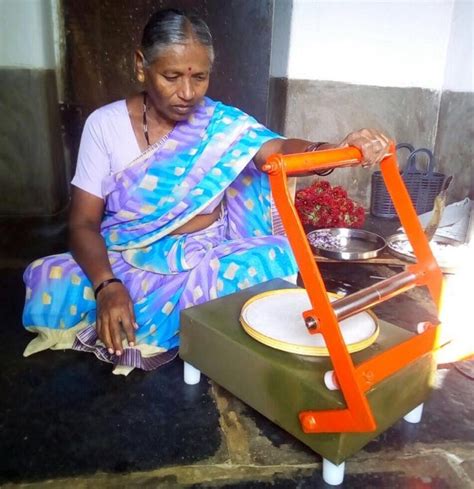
[400, 198, 473, 244]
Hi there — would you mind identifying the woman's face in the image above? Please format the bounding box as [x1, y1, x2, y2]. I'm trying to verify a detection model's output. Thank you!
[138, 41, 211, 124]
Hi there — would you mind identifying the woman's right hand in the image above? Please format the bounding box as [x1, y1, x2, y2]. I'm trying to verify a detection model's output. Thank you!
[69, 187, 137, 357]
[95, 282, 137, 356]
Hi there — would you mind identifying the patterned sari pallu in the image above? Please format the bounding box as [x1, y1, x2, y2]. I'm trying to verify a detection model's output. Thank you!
[23, 97, 298, 374]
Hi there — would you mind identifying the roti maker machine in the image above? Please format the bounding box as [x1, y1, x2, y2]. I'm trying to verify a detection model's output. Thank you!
[179, 143, 445, 485]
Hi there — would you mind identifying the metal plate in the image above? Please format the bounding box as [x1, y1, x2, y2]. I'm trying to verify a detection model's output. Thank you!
[307, 228, 386, 260]
[386, 232, 464, 273]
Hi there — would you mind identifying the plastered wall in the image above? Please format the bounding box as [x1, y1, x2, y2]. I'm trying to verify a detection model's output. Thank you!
[0, 0, 67, 216]
[270, 0, 473, 206]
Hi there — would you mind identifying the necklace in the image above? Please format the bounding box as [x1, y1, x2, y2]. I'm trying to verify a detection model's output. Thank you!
[142, 92, 175, 149]
[142, 91, 151, 146]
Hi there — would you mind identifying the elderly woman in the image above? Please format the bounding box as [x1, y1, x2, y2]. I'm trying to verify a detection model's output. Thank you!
[22, 9, 389, 374]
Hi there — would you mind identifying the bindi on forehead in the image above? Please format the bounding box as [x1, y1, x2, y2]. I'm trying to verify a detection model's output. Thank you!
[188, 67, 193, 71]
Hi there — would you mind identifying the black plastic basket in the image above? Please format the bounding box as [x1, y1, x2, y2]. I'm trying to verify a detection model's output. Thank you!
[370, 145, 446, 218]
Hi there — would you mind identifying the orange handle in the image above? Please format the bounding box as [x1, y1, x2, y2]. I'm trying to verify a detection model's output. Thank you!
[262, 146, 365, 176]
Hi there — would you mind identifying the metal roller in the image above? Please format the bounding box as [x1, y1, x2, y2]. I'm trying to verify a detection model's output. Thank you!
[331, 270, 420, 321]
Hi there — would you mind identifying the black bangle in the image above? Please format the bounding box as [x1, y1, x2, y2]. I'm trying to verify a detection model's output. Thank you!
[305, 142, 328, 152]
[94, 278, 123, 299]
[304, 142, 334, 176]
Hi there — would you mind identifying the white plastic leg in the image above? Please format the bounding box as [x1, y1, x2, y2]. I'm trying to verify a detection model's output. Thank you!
[322, 458, 345, 486]
[324, 370, 340, 391]
[416, 321, 431, 334]
[403, 403, 424, 424]
[184, 362, 201, 385]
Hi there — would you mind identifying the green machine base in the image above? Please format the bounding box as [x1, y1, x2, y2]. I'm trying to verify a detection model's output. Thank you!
[179, 278, 435, 467]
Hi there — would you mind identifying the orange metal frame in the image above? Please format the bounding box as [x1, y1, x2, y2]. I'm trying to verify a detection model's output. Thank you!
[262, 144, 444, 433]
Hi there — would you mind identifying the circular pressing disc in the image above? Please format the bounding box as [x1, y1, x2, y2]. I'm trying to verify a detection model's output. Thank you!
[240, 288, 379, 356]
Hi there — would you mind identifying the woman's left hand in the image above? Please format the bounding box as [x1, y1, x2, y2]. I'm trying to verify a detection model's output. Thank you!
[339, 128, 391, 168]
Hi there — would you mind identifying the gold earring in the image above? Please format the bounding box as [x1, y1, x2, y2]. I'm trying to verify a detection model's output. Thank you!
[137, 73, 145, 83]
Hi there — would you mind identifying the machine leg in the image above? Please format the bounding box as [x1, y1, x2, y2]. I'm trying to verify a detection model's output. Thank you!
[403, 403, 424, 423]
[184, 362, 201, 385]
[324, 370, 340, 390]
[322, 458, 345, 485]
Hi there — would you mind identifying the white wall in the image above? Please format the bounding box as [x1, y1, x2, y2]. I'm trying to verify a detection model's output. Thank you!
[272, 0, 466, 91]
[442, 0, 473, 92]
[0, 0, 56, 68]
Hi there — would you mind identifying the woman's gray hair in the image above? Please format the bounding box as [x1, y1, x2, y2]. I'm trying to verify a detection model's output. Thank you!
[141, 9, 214, 66]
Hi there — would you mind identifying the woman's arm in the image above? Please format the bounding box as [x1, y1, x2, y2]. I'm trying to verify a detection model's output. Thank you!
[254, 128, 390, 170]
[69, 187, 136, 356]
[69, 187, 113, 286]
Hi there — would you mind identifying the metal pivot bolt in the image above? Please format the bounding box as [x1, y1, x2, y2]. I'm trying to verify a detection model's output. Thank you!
[362, 370, 375, 385]
[305, 316, 318, 331]
[303, 414, 317, 431]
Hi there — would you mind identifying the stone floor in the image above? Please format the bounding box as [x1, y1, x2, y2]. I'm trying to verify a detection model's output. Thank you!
[1, 216, 473, 488]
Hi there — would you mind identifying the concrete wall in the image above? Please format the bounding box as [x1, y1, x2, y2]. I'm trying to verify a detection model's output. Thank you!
[0, 0, 57, 69]
[0, 0, 67, 216]
[434, 0, 474, 202]
[270, 0, 473, 207]
[271, 78, 443, 200]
